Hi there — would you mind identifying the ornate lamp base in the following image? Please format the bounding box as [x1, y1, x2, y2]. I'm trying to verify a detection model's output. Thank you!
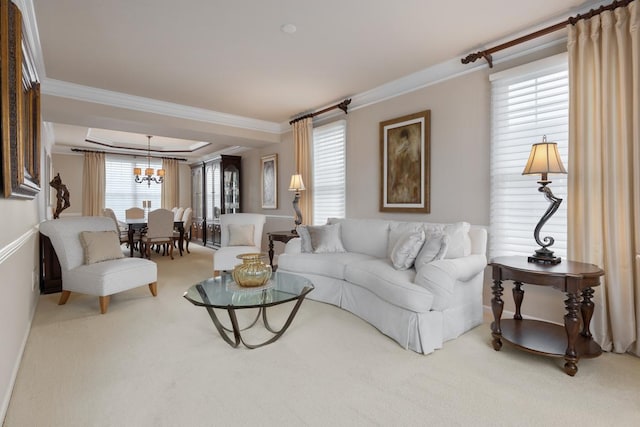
[528, 247, 561, 265]
[528, 181, 563, 265]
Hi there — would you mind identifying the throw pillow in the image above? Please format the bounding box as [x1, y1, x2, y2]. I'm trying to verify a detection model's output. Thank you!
[79, 231, 124, 265]
[228, 224, 255, 246]
[414, 233, 449, 270]
[296, 225, 313, 253]
[390, 229, 426, 270]
[307, 223, 346, 253]
[443, 222, 471, 259]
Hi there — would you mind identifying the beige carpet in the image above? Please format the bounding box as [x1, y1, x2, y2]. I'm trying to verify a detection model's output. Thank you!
[4, 244, 640, 426]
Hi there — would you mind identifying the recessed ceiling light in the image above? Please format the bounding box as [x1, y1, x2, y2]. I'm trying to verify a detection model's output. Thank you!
[281, 23, 297, 34]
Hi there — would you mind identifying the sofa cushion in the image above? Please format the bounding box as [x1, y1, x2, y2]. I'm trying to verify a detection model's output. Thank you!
[307, 223, 346, 253]
[345, 259, 434, 313]
[278, 252, 375, 280]
[414, 233, 449, 270]
[328, 218, 390, 258]
[64, 257, 157, 296]
[390, 229, 425, 270]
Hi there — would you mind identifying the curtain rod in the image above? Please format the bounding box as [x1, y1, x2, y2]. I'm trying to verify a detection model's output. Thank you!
[289, 98, 352, 125]
[461, 0, 634, 68]
[71, 148, 187, 162]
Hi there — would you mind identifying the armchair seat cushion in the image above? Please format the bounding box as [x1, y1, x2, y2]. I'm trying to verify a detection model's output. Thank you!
[64, 257, 157, 296]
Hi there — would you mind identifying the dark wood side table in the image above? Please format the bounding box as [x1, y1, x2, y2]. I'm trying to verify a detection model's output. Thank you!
[490, 256, 604, 376]
[267, 231, 298, 267]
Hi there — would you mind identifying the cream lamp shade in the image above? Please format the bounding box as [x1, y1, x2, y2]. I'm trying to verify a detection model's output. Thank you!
[288, 174, 306, 192]
[522, 137, 567, 183]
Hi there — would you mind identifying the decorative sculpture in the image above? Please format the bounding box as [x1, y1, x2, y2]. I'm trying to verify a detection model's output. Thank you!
[50, 173, 70, 219]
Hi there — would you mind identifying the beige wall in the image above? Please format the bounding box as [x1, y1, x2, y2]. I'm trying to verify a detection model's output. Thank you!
[241, 133, 297, 250]
[345, 71, 491, 225]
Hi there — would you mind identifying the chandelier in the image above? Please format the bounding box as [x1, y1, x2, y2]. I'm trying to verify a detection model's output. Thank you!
[134, 135, 165, 187]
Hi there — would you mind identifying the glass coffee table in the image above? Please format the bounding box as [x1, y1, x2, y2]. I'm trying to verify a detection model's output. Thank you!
[183, 271, 314, 349]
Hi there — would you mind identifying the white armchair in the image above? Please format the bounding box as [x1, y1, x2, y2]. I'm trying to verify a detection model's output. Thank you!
[213, 213, 266, 275]
[39, 216, 158, 314]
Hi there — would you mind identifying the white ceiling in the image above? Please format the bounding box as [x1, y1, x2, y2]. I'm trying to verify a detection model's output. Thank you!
[28, 0, 606, 161]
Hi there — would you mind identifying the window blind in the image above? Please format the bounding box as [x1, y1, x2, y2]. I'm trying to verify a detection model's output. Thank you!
[105, 155, 162, 220]
[489, 54, 568, 260]
[312, 120, 346, 225]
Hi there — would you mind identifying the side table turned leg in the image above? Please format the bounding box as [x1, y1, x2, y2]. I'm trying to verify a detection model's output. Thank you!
[512, 281, 524, 320]
[580, 287, 595, 338]
[491, 279, 504, 351]
[268, 237, 275, 267]
[563, 292, 580, 376]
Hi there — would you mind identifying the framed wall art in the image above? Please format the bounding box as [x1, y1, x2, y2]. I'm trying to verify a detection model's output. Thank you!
[261, 154, 277, 209]
[1, 0, 41, 199]
[379, 110, 430, 213]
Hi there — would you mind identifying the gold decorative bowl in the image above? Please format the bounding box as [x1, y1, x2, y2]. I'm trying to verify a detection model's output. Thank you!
[232, 253, 272, 287]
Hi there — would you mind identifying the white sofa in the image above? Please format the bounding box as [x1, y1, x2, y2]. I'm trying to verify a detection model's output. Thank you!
[277, 218, 487, 354]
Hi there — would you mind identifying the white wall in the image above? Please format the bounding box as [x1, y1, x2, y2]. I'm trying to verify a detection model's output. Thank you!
[0, 143, 49, 420]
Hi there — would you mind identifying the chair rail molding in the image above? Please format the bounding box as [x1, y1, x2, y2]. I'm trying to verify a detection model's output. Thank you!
[0, 227, 38, 266]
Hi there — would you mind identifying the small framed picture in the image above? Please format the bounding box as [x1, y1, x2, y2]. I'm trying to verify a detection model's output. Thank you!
[261, 154, 278, 209]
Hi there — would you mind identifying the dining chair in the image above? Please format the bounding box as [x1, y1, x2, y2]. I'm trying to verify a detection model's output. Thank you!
[174, 207, 185, 222]
[141, 208, 175, 259]
[125, 207, 145, 219]
[102, 208, 129, 245]
[174, 207, 193, 254]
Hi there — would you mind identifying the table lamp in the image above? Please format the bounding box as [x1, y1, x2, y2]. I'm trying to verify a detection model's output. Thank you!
[522, 136, 567, 264]
[288, 174, 306, 233]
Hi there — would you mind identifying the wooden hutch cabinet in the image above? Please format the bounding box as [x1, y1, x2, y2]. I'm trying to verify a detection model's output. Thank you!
[190, 155, 241, 248]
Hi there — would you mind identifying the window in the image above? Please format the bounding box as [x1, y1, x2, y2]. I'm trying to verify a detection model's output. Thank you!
[312, 120, 346, 225]
[489, 54, 568, 259]
[105, 155, 162, 220]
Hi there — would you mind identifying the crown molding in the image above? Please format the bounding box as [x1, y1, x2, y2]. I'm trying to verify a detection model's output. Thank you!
[41, 78, 282, 134]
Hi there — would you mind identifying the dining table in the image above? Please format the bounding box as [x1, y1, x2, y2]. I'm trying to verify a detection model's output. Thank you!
[126, 218, 185, 258]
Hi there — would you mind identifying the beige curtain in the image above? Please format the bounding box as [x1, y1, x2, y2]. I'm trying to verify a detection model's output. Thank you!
[567, 2, 640, 355]
[161, 158, 179, 209]
[81, 152, 105, 216]
[293, 118, 313, 226]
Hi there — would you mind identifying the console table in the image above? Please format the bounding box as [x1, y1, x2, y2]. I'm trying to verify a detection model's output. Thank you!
[267, 231, 297, 268]
[489, 256, 604, 376]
